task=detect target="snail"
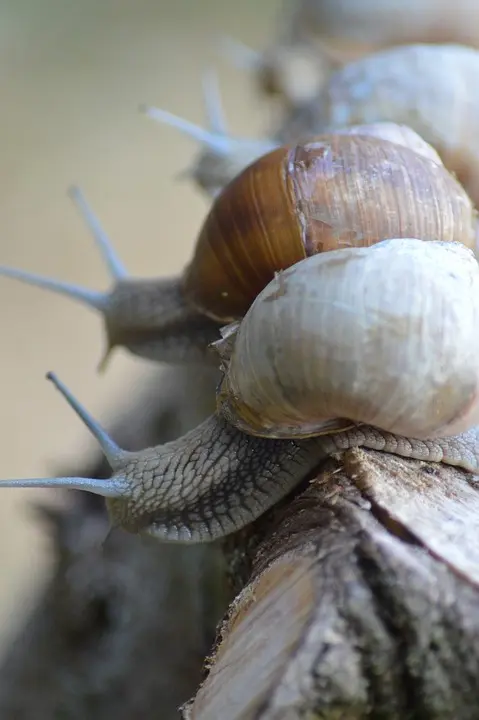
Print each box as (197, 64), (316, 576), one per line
(280, 44), (479, 206)
(286, 0), (479, 58)
(0, 132), (475, 368)
(2, 238), (479, 543)
(222, 0), (479, 108)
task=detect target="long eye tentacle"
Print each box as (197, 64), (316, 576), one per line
(0, 266), (106, 310)
(46, 371), (129, 466)
(68, 185), (128, 281)
(140, 103), (277, 159)
(217, 35), (261, 70)
(0, 185), (127, 310)
(0, 475), (124, 498)
(140, 104), (234, 155)
(0, 372), (132, 498)
(201, 66), (228, 135)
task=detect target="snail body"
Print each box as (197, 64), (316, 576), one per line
(294, 44), (479, 206)
(2, 240), (479, 543)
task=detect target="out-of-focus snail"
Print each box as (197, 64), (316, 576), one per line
(148, 67), (277, 200)
(0, 131), (475, 368)
(286, 0), (479, 59)
(2, 239), (479, 543)
(223, 0), (479, 108)
(279, 44), (479, 206)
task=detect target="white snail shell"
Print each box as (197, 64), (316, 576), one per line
(216, 239), (479, 441)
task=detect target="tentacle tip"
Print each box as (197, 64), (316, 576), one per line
(67, 184), (81, 199)
(217, 35), (260, 70)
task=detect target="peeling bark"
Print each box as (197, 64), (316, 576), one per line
(185, 449), (479, 720)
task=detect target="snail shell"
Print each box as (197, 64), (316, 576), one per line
(333, 122), (443, 164)
(215, 239), (479, 441)
(183, 133), (477, 322)
(306, 44), (479, 205)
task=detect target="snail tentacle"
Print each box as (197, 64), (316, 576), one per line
(217, 36), (261, 71)
(0, 266), (106, 311)
(140, 102), (276, 161)
(140, 104), (234, 155)
(201, 66), (228, 135)
(0, 186), (123, 315)
(68, 185), (128, 280)
(46, 372), (127, 464)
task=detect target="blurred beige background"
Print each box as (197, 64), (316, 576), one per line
(0, 0), (280, 654)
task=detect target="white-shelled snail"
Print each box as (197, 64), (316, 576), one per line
(224, 0), (479, 108)
(1, 239), (479, 543)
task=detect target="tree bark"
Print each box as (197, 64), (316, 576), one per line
(185, 447), (479, 720)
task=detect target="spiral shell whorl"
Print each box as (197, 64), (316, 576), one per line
(217, 239), (479, 441)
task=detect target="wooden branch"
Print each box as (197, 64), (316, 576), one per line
(185, 449), (479, 719)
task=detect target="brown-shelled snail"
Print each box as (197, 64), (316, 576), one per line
(278, 43), (479, 206)
(2, 238), (479, 543)
(0, 129), (476, 368)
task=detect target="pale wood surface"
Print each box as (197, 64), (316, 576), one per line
(187, 449), (479, 718)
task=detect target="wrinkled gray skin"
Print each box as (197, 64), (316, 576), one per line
(102, 417), (479, 543)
